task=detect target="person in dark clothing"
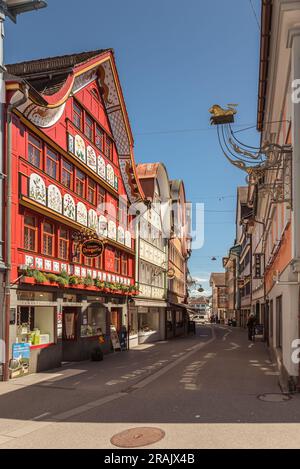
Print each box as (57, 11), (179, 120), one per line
(247, 314), (256, 341)
(119, 325), (128, 351)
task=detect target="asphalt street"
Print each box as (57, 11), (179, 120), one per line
(0, 325), (300, 449)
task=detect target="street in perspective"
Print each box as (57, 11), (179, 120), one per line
(0, 0), (300, 453)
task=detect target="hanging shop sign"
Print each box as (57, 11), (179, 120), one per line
(81, 239), (104, 258)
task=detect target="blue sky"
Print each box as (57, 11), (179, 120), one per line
(5, 0), (261, 295)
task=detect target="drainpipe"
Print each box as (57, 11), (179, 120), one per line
(2, 84), (28, 381)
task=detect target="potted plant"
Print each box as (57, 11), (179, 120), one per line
(56, 276), (68, 288)
(84, 275), (94, 288)
(46, 273), (59, 284)
(33, 270), (47, 284)
(69, 275), (78, 286)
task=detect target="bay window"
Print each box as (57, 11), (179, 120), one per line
(87, 178), (96, 205)
(121, 253), (128, 276)
(73, 101), (83, 130)
(62, 159), (73, 189)
(46, 148), (59, 179)
(28, 134), (42, 169)
(114, 250), (121, 273)
(75, 168), (86, 197)
(42, 222), (55, 256)
(24, 215), (37, 251)
(85, 114), (94, 142)
(58, 228), (69, 260)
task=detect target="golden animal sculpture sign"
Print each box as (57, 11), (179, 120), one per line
(209, 104), (237, 125)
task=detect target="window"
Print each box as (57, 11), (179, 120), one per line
(46, 148), (59, 179)
(121, 253), (128, 276)
(42, 222), (54, 256)
(114, 251), (121, 273)
(97, 186), (105, 210)
(85, 114), (94, 142)
(87, 178), (96, 205)
(104, 135), (112, 160)
(58, 228), (69, 260)
(62, 159), (73, 189)
(84, 256), (93, 267)
(24, 215), (37, 251)
(75, 169), (86, 197)
(95, 126), (104, 152)
(28, 134), (42, 168)
(73, 101), (83, 130)
(94, 253), (103, 270)
(81, 304), (106, 337)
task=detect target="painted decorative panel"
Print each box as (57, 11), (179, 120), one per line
(25, 255), (34, 267)
(53, 262), (60, 272)
(81, 267), (86, 277)
(97, 156), (106, 180)
(108, 220), (117, 240)
(45, 259), (52, 271)
(29, 173), (46, 206)
(87, 146), (97, 172)
(88, 209), (98, 231)
(63, 193), (76, 220)
(125, 230), (132, 248)
(75, 134), (86, 163)
(36, 258), (43, 269)
(98, 215), (108, 237)
(117, 226), (125, 244)
(106, 164), (114, 186)
(114, 176), (118, 191)
(74, 266), (81, 276)
(68, 134), (74, 154)
(48, 184), (62, 213)
(77, 202), (88, 226)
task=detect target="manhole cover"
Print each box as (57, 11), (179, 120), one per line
(111, 427), (165, 448)
(258, 393), (292, 402)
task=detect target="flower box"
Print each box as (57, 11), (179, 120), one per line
(21, 276), (35, 285)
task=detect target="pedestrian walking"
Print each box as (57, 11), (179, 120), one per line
(247, 313), (256, 341)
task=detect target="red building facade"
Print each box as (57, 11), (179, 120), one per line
(4, 50), (144, 375)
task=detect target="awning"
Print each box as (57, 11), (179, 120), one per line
(132, 298), (168, 308)
(168, 302), (190, 310)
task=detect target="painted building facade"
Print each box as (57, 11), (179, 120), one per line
(129, 163), (171, 345)
(3, 50), (145, 377)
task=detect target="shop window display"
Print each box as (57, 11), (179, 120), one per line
(81, 304), (106, 337)
(16, 291), (55, 346)
(138, 310), (159, 334)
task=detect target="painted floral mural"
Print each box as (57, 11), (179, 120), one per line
(117, 226), (125, 244)
(88, 209), (98, 231)
(98, 155), (106, 180)
(108, 220), (117, 240)
(77, 202), (88, 226)
(106, 164), (115, 187)
(75, 134), (86, 163)
(87, 146), (97, 172)
(98, 215), (108, 237)
(125, 230), (132, 248)
(48, 184), (62, 213)
(29, 173), (46, 206)
(63, 193), (76, 220)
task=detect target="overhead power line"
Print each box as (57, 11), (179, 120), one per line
(249, 0), (261, 31)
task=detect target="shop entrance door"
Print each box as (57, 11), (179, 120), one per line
(61, 308), (79, 362)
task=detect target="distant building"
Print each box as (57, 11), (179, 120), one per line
(209, 273), (227, 321)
